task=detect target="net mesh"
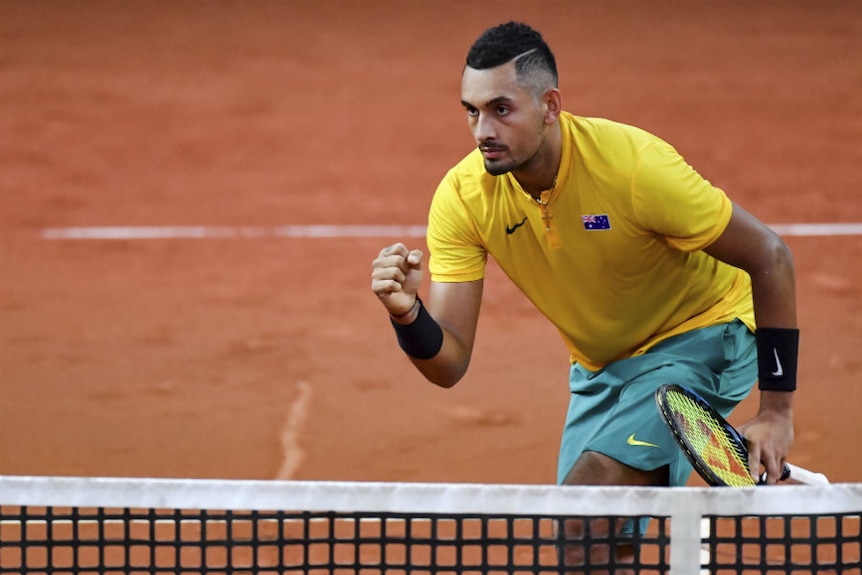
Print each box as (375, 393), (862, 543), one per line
(1, 476), (860, 575)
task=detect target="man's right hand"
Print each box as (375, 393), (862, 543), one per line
(371, 243), (424, 319)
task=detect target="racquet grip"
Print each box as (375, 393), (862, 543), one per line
(785, 463), (830, 485)
(759, 463), (829, 485)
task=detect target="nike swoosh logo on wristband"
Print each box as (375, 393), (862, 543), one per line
(771, 347), (784, 377)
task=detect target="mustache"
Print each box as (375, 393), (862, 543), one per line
(478, 142), (507, 152)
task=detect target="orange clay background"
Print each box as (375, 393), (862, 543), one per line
(1, 1), (860, 487)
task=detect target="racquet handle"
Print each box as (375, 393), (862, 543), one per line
(758, 463), (829, 485)
(785, 463), (830, 485)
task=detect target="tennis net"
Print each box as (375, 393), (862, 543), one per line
(0, 475), (859, 574)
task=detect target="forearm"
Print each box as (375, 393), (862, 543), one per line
(408, 344), (471, 388)
(390, 298), (473, 388)
(746, 265), (798, 481)
(748, 236), (798, 403)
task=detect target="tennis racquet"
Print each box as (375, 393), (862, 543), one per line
(655, 383), (828, 487)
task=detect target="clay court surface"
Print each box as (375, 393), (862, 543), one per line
(1, 1), (860, 487)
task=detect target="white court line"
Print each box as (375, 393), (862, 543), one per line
(40, 225), (428, 240)
(769, 223), (862, 236)
(38, 222), (862, 240)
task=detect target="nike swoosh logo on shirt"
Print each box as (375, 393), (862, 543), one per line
(506, 217), (528, 234)
(771, 347), (784, 377)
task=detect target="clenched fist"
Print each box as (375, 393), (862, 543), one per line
(371, 243), (424, 318)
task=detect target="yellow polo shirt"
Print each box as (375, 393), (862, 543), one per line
(427, 112), (754, 371)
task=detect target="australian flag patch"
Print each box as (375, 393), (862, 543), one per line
(582, 214), (611, 230)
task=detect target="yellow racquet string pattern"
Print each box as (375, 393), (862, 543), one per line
(666, 391), (755, 487)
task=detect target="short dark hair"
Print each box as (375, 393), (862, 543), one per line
(465, 22), (558, 88)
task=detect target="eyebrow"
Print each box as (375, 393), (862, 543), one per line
(461, 96), (515, 109)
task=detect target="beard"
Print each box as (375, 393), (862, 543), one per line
(483, 157), (517, 176)
(480, 144), (520, 176)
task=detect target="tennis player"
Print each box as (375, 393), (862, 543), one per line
(370, 21), (799, 569)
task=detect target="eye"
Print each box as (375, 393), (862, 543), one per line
(496, 105), (510, 116)
(465, 106), (478, 117)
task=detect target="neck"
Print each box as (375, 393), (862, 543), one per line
(513, 124), (562, 198)
(513, 159), (560, 198)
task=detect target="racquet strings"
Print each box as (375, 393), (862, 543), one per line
(664, 388), (756, 487)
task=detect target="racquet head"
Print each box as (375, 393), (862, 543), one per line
(655, 383), (758, 487)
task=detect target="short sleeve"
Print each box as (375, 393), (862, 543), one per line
(426, 172), (487, 282)
(631, 141), (733, 252)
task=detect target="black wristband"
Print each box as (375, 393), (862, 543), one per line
(756, 327), (799, 392)
(390, 297), (444, 360)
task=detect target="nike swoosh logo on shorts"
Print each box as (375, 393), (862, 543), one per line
(627, 434), (659, 448)
(771, 347), (784, 377)
(506, 217), (528, 234)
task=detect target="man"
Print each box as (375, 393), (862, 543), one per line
(370, 21), (798, 570)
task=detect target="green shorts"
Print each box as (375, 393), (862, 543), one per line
(557, 319), (757, 488)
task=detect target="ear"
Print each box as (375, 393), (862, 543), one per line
(542, 88), (562, 125)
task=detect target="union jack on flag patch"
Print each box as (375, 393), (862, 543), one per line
(582, 214), (611, 230)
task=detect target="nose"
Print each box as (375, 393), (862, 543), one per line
(473, 112), (496, 142)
